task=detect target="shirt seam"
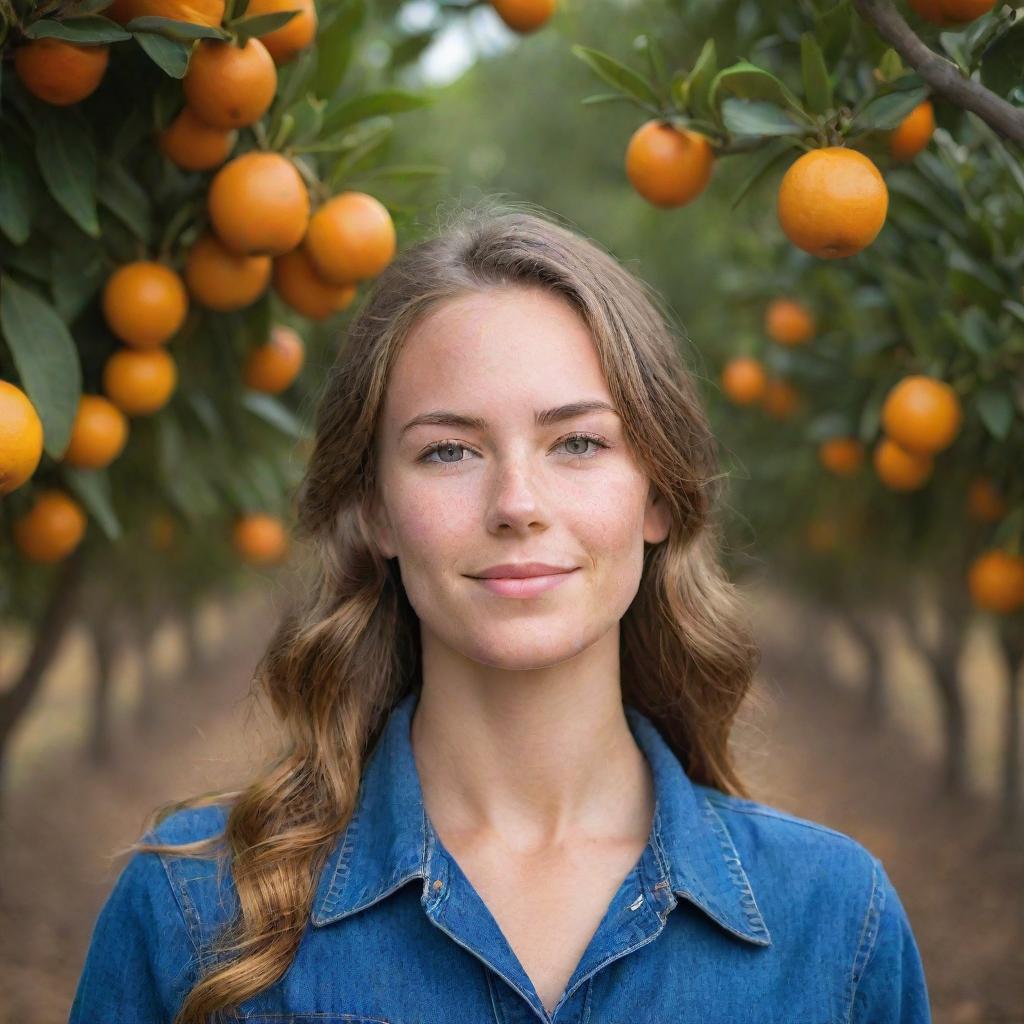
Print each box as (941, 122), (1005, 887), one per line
(844, 854), (885, 1024)
(703, 794), (866, 847)
(148, 837), (204, 962)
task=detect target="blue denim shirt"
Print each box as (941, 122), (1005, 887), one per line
(70, 689), (931, 1023)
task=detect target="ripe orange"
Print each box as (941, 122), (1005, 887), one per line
(889, 100), (935, 162)
(13, 489), (88, 563)
(721, 357), (767, 406)
(243, 0), (318, 63)
(873, 437), (933, 491)
(0, 380), (45, 496)
(967, 550), (1024, 614)
(183, 38), (276, 130)
(760, 377), (800, 420)
(489, 0), (556, 32)
(105, 0), (224, 25)
(966, 476), (1008, 524)
(819, 437), (865, 477)
(909, 0), (996, 24)
(158, 107), (237, 171)
(777, 147), (889, 259)
(880, 375), (962, 455)
(184, 232), (271, 310)
(233, 512), (288, 564)
(624, 119), (714, 209)
(102, 347), (178, 415)
(765, 298), (815, 345)
(208, 151), (310, 256)
(14, 39), (109, 106)
(273, 246), (358, 320)
(304, 192), (396, 286)
(61, 395), (129, 469)
(242, 324), (305, 393)
(102, 261), (189, 347)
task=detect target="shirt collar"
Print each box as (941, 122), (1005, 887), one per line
(311, 689), (771, 947)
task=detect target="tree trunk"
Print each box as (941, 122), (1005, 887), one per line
(88, 613), (118, 766)
(838, 605), (887, 726)
(134, 601), (162, 734)
(0, 548), (87, 820)
(996, 619), (1024, 829)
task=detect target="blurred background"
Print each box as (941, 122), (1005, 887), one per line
(1, 0), (1022, 1020)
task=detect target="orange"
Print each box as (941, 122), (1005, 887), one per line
(880, 375), (962, 455)
(819, 438), (865, 477)
(304, 192), (396, 286)
(102, 261), (188, 347)
(777, 147), (889, 259)
(966, 476), (1008, 524)
(158, 107), (237, 171)
(105, 0), (224, 24)
(243, 0), (318, 63)
(764, 298), (815, 345)
(273, 246), (358, 320)
(624, 119), (714, 208)
(184, 232), (271, 310)
(760, 377), (800, 420)
(61, 395), (129, 469)
(208, 151), (310, 256)
(889, 100), (934, 162)
(13, 489), (88, 563)
(489, 0), (556, 32)
(0, 380), (45, 496)
(873, 437), (933, 491)
(909, 0), (996, 24)
(102, 347), (178, 416)
(720, 357), (767, 406)
(242, 324), (305, 393)
(233, 512), (288, 564)
(14, 39), (109, 106)
(183, 38), (276, 130)
(967, 550), (1024, 614)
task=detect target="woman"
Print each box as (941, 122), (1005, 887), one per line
(69, 199), (931, 1024)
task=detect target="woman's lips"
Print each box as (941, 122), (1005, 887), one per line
(471, 568), (579, 598)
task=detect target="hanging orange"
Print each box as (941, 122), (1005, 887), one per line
(13, 490), (88, 563)
(720, 357), (767, 406)
(880, 375), (962, 455)
(233, 513), (289, 564)
(158, 107), (237, 171)
(304, 192), (396, 286)
(0, 380), (45, 496)
(243, 0), (318, 63)
(183, 38), (277, 129)
(102, 261), (189, 347)
(242, 325), (305, 393)
(489, 0), (556, 32)
(966, 476), (1008, 524)
(103, 347), (178, 416)
(14, 39), (109, 106)
(819, 438), (865, 477)
(273, 246), (358, 320)
(967, 550), (1024, 613)
(61, 395), (129, 469)
(624, 120), (714, 209)
(764, 298), (815, 345)
(184, 232), (271, 310)
(873, 437), (933, 491)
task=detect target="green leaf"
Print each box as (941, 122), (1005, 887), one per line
(980, 19), (1024, 96)
(133, 31), (193, 76)
(685, 38), (718, 120)
(581, 93), (639, 107)
(720, 98), (810, 137)
(231, 9), (299, 45)
(97, 159), (153, 244)
(326, 121), (393, 187)
(814, 0), (852, 65)
(709, 61), (809, 119)
(32, 105), (99, 237)
(0, 277), (82, 459)
(25, 15), (131, 42)
(570, 44), (661, 109)
(730, 137), (798, 210)
(800, 32), (833, 115)
(321, 89), (436, 136)
(975, 385), (1014, 440)
(311, 0), (366, 100)
(855, 84), (929, 131)
(62, 466), (122, 541)
(241, 391), (311, 438)
(125, 15), (229, 39)
(276, 44), (317, 109)
(0, 136), (37, 245)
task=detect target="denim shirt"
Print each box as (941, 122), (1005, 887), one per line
(70, 689), (931, 1023)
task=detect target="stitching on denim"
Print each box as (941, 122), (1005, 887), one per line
(318, 808), (361, 917)
(701, 797), (772, 941)
(150, 829), (204, 962)
(704, 793), (865, 848)
(844, 855), (884, 1024)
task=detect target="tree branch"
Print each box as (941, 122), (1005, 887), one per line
(851, 0), (1024, 144)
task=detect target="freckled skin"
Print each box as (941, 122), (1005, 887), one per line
(369, 285), (671, 674)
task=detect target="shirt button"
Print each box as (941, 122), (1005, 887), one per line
(433, 879), (443, 891)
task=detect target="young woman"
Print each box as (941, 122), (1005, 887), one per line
(69, 199), (931, 1024)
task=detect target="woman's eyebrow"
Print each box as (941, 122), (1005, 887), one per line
(399, 400), (620, 438)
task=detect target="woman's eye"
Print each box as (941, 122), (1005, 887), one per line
(418, 433), (608, 466)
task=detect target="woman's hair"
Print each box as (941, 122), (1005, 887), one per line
(131, 196), (763, 1024)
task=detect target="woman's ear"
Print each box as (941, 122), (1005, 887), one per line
(362, 493), (397, 559)
(643, 482), (671, 545)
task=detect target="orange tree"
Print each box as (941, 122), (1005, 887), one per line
(570, 0), (1023, 831)
(0, 0), (477, 809)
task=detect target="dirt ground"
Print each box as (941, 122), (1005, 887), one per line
(0, 578), (1021, 1023)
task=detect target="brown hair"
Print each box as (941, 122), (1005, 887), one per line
(131, 195), (763, 1023)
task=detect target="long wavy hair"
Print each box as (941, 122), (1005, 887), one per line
(130, 196), (763, 1024)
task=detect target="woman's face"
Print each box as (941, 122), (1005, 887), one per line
(371, 285), (670, 671)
